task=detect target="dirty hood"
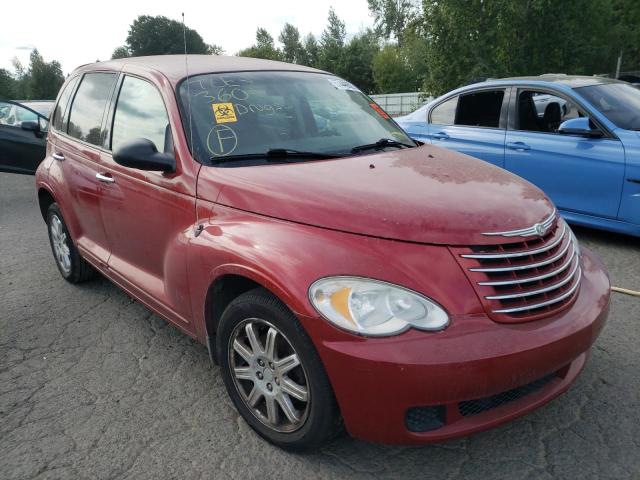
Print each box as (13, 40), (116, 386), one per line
(196, 145), (555, 245)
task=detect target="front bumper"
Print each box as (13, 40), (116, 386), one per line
(299, 247), (610, 444)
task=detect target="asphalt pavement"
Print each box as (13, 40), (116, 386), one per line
(1, 172), (639, 479)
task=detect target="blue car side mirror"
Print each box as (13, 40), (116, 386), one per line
(558, 117), (603, 138)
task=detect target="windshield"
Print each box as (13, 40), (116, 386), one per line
(575, 83), (640, 130)
(177, 71), (413, 165)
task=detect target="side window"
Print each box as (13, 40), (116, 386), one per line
(430, 96), (458, 125)
(67, 73), (118, 146)
(518, 90), (585, 133)
(0, 102), (37, 128)
(51, 76), (79, 131)
(111, 76), (170, 153)
(455, 90), (505, 128)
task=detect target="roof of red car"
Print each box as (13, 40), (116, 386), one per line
(74, 55), (326, 84)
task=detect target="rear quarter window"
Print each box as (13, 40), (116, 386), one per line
(430, 96), (458, 125)
(51, 77), (79, 132)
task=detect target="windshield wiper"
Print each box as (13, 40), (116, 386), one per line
(209, 148), (342, 165)
(351, 138), (415, 153)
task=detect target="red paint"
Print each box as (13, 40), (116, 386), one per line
(35, 56), (610, 445)
(370, 102), (391, 119)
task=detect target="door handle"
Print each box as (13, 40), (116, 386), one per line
(506, 142), (531, 151)
(96, 172), (115, 183)
(627, 178), (640, 184)
(52, 152), (65, 161)
(432, 132), (450, 140)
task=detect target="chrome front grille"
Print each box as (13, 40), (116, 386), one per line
(451, 218), (582, 322)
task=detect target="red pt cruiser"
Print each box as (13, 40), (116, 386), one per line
(35, 55), (610, 450)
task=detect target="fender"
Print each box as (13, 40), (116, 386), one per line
(187, 201), (484, 346)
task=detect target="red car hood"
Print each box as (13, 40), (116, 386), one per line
(196, 145), (555, 246)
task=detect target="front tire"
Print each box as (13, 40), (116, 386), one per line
(217, 288), (341, 450)
(46, 203), (95, 283)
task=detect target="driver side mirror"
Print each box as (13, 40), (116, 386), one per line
(558, 117), (603, 138)
(113, 138), (176, 173)
(21, 120), (45, 138)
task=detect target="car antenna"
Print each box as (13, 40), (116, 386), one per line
(182, 12), (194, 153)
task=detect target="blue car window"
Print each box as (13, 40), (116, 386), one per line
(517, 90), (584, 134)
(576, 83), (640, 131)
(430, 96), (458, 125)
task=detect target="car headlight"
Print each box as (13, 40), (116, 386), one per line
(308, 277), (449, 336)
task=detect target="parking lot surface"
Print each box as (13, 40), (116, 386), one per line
(1, 172), (639, 479)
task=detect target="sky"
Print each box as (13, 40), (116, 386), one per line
(0, 0), (374, 75)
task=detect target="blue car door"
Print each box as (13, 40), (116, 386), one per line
(504, 88), (625, 219)
(428, 88), (508, 168)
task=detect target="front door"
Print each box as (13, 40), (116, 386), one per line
(0, 101), (47, 174)
(505, 89), (625, 218)
(98, 74), (197, 332)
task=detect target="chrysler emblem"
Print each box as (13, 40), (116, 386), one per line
(534, 223), (547, 236)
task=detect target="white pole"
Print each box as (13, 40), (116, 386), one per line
(615, 51), (623, 79)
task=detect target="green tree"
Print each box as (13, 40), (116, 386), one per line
(237, 28), (282, 60)
(342, 30), (380, 93)
(420, 0), (617, 96)
(0, 69), (17, 99)
(367, 0), (418, 45)
(111, 46), (130, 59)
(279, 23), (304, 64)
(27, 49), (65, 99)
(373, 44), (417, 93)
(317, 8), (347, 75)
(300, 34), (320, 67)
(10, 58), (28, 99)
(611, 0), (640, 71)
(112, 15), (221, 59)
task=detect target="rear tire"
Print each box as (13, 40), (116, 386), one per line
(217, 288), (342, 450)
(46, 203), (95, 283)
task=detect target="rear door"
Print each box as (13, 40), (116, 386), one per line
(0, 101), (47, 174)
(98, 74), (197, 333)
(428, 88), (508, 167)
(504, 88), (625, 218)
(52, 72), (119, 266)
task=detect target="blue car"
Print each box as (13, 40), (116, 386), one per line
(397, 75), (640, 237)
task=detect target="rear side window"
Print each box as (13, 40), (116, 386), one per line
(456, 90), (504, 128)
(67, 73), (117, 146)
(430, 96), (458, 125)
(111, 76), (170, 153)
(51, 77), (79, 131)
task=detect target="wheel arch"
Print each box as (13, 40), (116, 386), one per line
(37, 187), (56, 221)
(203, 270), (299, 364)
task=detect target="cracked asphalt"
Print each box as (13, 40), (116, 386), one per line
(1, 171), (640, 480)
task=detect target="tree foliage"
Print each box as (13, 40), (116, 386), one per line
(420, 0), (623, 95)
(0, 69), (17, 99)
(367, 0), (418, 44)
(111, 15), (223, 59)
(237, 28), (283, 61)
(27, 50), (65, 99)
(279, 23), (304, 64)
(0, 50), (64, 100)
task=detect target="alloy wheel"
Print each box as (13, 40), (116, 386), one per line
(50, 215), (71, 275)
(228, 318), (311, 433)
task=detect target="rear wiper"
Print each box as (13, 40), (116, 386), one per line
(351, 138), (415, 153)
(209, 148), (342, 165)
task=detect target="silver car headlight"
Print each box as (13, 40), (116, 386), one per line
(308, 277), (449, 336)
